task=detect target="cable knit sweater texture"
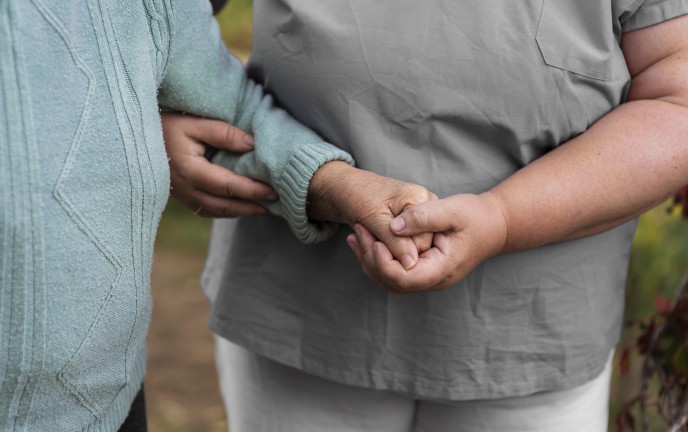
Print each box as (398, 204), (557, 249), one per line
(0, 0), (352, 430)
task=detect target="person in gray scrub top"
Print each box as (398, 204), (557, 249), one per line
(163, 1), (688, 431)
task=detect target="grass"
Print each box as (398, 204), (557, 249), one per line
(216, 0), (253, 55)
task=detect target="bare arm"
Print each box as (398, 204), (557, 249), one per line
(351, 14), (688, 292)
(163, 114), (435, 267)
(489, 14), (688, 250)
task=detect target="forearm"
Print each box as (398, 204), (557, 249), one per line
(374, 98), (688, 291)
(491, 98), (688, 253)
(159, 0), (354, 242)
(357, 16), (688, 292)
(307, 161), (437, 269)
(306, 161), (418, 226)
(307, 161), (357, 225)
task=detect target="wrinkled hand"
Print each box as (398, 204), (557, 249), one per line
(347, 192), (509, 293)
(162, 113), (278, 217)
(307, 162), (436, 269)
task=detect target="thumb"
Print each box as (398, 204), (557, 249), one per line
(354, 224), (419, 271)
(390, 199), (455, 236)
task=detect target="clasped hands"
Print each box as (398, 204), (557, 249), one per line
(347, 189), (509, 293)
(162, 113), (508, 293)
(306, 161), (510, 293)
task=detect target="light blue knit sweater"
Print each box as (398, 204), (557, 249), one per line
(0, 0), (352, 430)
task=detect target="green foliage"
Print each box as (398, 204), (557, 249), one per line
(626, 205), (688, 319)
(155, 200), (211, 253)
(215, 0), (253, 55)
(612, 202), (688, 431)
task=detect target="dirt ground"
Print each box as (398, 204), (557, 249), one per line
(145, 246), (226, 432)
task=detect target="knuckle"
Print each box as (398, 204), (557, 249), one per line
(391, 237), (414, 256)
(410, 184), (431, 200)
(175, 164), (193, 182)
(224, 124), (240, 147)
(408, 207), (427, 227)
(413, 234), (432, 253)
(359, 243), (372, 258)
(224, 179), (238, 198)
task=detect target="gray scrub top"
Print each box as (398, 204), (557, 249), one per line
(204, 0), (688, 400)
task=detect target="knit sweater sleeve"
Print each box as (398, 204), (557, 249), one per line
(157, 0), (354, 244)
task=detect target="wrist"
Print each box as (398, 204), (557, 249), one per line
(307, 161), (359, 224)
(478, 191), (510, 257)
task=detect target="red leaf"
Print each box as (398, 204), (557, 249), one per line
(637, 320), (656, 354)
(655, 295), (675, 317)
(619, 348), (631, 375)
(676, 186), (688, 219)
(615, 409), (636, 432)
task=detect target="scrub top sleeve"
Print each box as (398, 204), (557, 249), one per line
(620, 0), (688, 32)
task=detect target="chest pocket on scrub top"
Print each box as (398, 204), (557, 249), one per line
(535, 0), (628, 81)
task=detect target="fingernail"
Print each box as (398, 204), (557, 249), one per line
(391, 217), (405, 232)
(353, 224), (362, 237)
(244, 135), (255, 147)
(346, 234), (356, 248)
(400, 254), (415, 270)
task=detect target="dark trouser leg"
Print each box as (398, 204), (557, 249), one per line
(118, 386), (147, 432)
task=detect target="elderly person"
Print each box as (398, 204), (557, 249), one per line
(164, 1), (688, 431)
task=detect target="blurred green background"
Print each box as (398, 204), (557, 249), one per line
(146, 1), (688, 430)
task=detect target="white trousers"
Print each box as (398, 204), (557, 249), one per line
(215, 337), (612, 432)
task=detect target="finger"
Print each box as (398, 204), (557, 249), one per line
(369, 242), (418, 293)
(411, 232), (433, 253)
(353, 224), (422, 292)
(346, 234), (363, 263)
(411, 251), (454, 291)
(185, 117), (255, 154)
(353, 224), (386, 276)
(360, 219), (420, 270)
(174, 190), (271, 218)
(408, 235), (466, 290)
(351, 225), (393, 287)
(198, 199), (271, 218)
(375, 247), (449, 293)
(368, 241), (414, 292)
(353, 223), (379, 262)
(355, 228), (449, 293)
(390, 199), (455, 236)
(382, 236), (420, 270)
(347, 233), (383, 287)
(183, 159), (278, 201)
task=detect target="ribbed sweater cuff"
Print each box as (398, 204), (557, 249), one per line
(276, 143), (354, 244)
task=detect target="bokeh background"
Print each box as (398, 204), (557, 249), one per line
(144, 1), (688, 430)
